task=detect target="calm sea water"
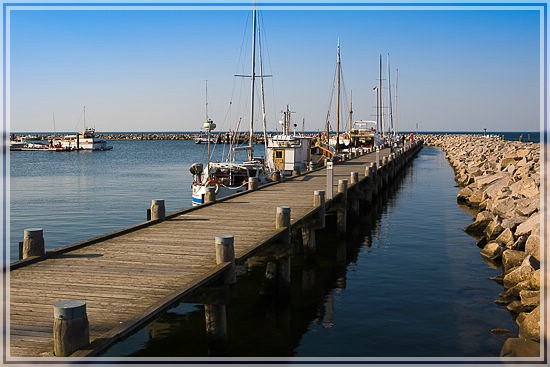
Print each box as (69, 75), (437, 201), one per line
(8, 139), (519, 358)
(9, 140), (254, 260)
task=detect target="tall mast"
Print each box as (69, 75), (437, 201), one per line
(395, 68), (399, 136)
(258, 14), (268, 156)
(336, 39), (341, 152)
(379, 55), (383, 138)
(205, 80), (211, 170)
(83, 105), (86, 129)
(349, 90), (353, 133)
(387, 53), (394, 136)
(248, 9), (257, 161)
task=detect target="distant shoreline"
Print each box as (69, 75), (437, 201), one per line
(9, 131), (542, 143)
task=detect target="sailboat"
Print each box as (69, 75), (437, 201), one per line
(189, 9), (270, 206)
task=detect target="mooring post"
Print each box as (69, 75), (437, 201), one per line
(313, 190), (326, 229)
(150, 199), (165, 221)
(376, 147), (380, 167)
(248, 177), (257, 191)
(215, 235), (236, 284)
(337, 179), (348, 234)
(326, 161), (334, 200)
(205, 186), (217, 204)
(301, 226), (316, 257)
(350, 171), (359, 185)
(204, 304), (228, 356)
(276, 206), (291, 244)
(53, 300), (89, 357)
(21, 228), (45, 260)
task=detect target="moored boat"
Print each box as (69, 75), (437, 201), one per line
(189, 9), (271, 206)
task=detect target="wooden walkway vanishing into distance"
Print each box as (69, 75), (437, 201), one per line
(8, 141), (422, 359)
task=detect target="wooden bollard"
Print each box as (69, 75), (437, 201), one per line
(215, 235), (236, 284)
(276, 206), (291, 229)
(276, 206), (291, 244)
(53, 300), (89, 356)
(326, 161), (334, 199)
(375, 147), (380, 167)
(204, 303), (228, 356)
(248, 177), (257, 191)
(21, 228), (45, 260)
(350, 171), (359, 185)
(313, 190), (325, 229)
(150, 199), (165, 221)
(301, 226), (316, 256)
(337, 179), (348, 234)
(205, 186), (217, 204)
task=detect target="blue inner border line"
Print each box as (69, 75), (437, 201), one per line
(1, 1), (548, 365)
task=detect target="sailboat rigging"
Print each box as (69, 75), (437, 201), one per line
(189, 9), (271, 206)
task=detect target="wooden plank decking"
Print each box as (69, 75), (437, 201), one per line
(8, 144), (420, 358)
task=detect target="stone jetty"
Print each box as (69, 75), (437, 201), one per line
(423, 134), (542, 357)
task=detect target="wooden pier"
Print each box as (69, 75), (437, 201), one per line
(8, 141), (423, 358)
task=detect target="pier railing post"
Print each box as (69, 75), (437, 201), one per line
(205, 186), (217, 204)
(326, 161), (334, 200)
(21, 228), (45, 260)
(204, 304), (228, 356)
(215, 235), (236, 284)
(350, 171), (359, 185)
(53, 300), (89, 357)
(337, 179), (348, 234)
(150, 199), (165, 221)
(376, 147), (380, 166)
(276, 206), (291, 244)
(248, 177), (257, 191)
(313, 190), (326, 229)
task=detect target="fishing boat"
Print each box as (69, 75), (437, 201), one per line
(55, 128), (112, 151)
(53, 107), (112, 151)
(189, 12), (271, 206)
(265, 105), (313, 175)
(348, 120), (380, 148)
(9, 135), (49, 151)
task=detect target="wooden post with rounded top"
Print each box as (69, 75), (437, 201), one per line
(337, 179), (348, 234)
(215, 235), (236, 285)
(21, 228), (45, 260)
(53, 300), (89, 356)
(205, 186), (217, 204)
(150, 199), (165, 221)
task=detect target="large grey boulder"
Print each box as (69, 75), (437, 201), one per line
(503, 256), (539, 289)
(464, 211), (493, 235)
(495, 228), (515, 248)
(515, 212), (540, 237)
(518, 305), (540, 342)
(525, 233), (540, 261)
(500, 338), (540, 357)
(480, 242), (504, 260)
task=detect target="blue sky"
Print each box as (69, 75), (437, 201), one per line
(7, 3), (543, 133)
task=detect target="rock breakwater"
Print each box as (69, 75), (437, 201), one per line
(423, 134), (542, 357)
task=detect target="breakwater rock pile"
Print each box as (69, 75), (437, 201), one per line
(423, 134), (542, 357)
